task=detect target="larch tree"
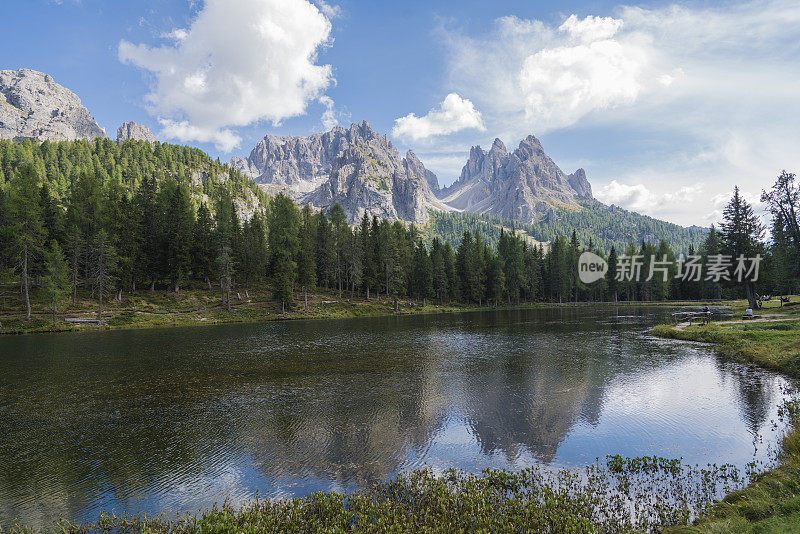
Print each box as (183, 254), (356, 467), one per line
(8, 164), (45, 321)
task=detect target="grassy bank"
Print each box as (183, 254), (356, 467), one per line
(0, 285), (715, 336)
(651, 298), (800, 379)
(654, 300), (800, 532)
(0, 285), (520, 335)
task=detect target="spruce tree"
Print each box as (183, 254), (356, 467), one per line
(42, 240), (70, 326)
(720, 186), (765, 308)
(297, 205), (317, 307)
(268, 194), (300, 312)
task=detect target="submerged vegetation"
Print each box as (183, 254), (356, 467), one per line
(0, 457), (776, 533)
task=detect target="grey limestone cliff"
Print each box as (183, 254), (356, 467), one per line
(232, 121), (445, 223)
(0, 68), (105, 142)
(116, 121), (157, 144)
(439, 135), (593, 224)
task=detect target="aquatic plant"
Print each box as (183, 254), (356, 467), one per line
(0, 456), (763, 533)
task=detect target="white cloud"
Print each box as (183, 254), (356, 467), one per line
(595, 181), (711, 217)
(392, 93), (485, 142)
(315, 0), (341, 19)
(445, 14), (664, 134)
(559, 14), (623, 43)
(595, 180), (658, 213)
(442, 0), (800, 225)
(319, 95), (339, 130)
(119, 0), (335, 152)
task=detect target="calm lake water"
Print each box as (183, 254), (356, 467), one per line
(0, 306), (795, 527)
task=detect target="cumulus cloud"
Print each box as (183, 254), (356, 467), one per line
(442, 0), (800, 225)
(595, 181), (707, 216)
(392, 93), (485, 142)
(595, 181), (658, 213)
(445, 13), (665, 134)
(119, 0), (335, 151)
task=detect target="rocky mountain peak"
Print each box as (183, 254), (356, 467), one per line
(567, 168), (593, 200)
(439, 133), (595, 224)
(232, 122), (447, 223)
(116, 121), (157, 144)
(514, 135), (545, 160)
(0, 68), (106, 142)
(404, 149), (440, 192)
(490, 138), (507, 154)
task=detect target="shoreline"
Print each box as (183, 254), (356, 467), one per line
(652, 300), (800, 532)
(0, 288), (724, 337)
(3, 299), (797, 531)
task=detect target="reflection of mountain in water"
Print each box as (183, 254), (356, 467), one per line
(461, 327), (608, 463)
(0, 306), (791, 527)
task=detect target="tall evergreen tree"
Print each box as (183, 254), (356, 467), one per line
(8, 164), (45, 320)
(268, 194), (300, 312)
(42, 240), (70, 326)
(720, 186), (765, 309)
(297, 205), (317, 307)
(192, 203), (216, 290)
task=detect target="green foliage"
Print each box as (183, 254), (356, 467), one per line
(5, 460), (761, 533)
(41, 240), (69, 326)
(268, 194), (300, 307)
(425, 202), (708, 254)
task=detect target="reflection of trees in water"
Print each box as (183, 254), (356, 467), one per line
(714, 357), (777, 435)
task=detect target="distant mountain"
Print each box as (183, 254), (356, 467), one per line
(0, 68), (106, 142)
(232, 121), (448, 223)
(438, 135), (592, 224)
(116, 121), (157, 144)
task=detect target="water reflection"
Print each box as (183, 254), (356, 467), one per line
(0, 306), (793, 527)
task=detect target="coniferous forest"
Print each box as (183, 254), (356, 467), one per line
(0, 138), (797, 324)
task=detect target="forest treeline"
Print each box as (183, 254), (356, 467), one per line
(1, 137), (798, 322)
(425, 203), (708, 254)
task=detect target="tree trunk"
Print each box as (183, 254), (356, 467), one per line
(366, 286), (370, 300)
(304, 286), (308, 308)
(206, 277), (212, 291)
(150, 280), (155, 292)
(72, 269), (78, 305)
(23, 244), (31, 321)
(745, 280), (759, 310)
(52, 299), (56, 327)
(281, 300), (285, 314)
(132, 280), (136, 293)
(226, 290), (231, 311)
(97, 282), (103, 322)
(174, 280), (179, 293)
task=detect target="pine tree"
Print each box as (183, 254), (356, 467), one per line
(268, 194), (300, 312)
(297, 205), (317, 307)
(329, 203), (349, 297)
(162, 181), (194, 292)
(90, 230), (118, 321)
(315, 212), (336, 289)
(606, 246), (618, 302)
(42, 240), (70, 326)
(720, 186), (765, 309)
(411, 239), (433, 302)
(193, 203), (216, 290)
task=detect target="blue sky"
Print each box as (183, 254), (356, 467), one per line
(3, 0), (800, 226)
